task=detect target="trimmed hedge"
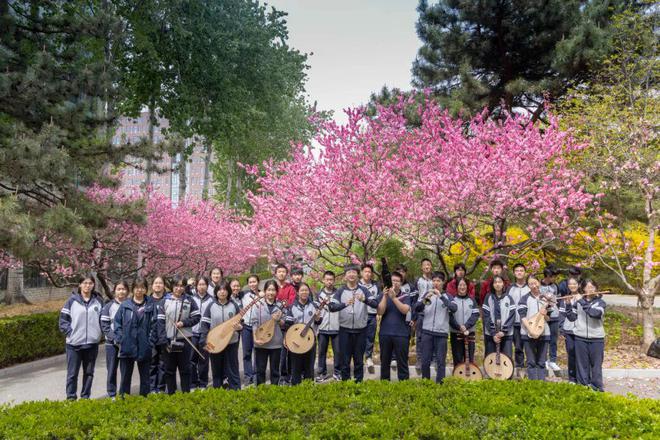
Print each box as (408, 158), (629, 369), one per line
(0, 312), (64, 368)
(0, 380), (658, 439)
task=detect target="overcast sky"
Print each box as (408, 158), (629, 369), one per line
(268, 0), (421, 122)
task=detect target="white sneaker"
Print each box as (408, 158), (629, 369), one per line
(366, 357), (375, 374)
(391, 360), (397, 370)
(548, 361), (561, 371)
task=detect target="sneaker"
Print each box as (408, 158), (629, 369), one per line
(332, 373), (341, 381)
(366, 357), (375, 374)
(391, 360), (397, 370)
(415, 361), (421, 376)
(315, 374), (327, 383)
(548, 361), (561, 372)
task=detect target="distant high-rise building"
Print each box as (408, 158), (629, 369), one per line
(114, 111), (215, 203)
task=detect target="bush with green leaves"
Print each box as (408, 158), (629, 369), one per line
(0, 312), (64, 368)
(0, 380), (657, 439)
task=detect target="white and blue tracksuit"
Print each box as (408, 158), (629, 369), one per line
(250, 299), (286, 385)
(154, 294), (200, 394)
(559, 298), (578, 383)
(149, 293), (168, 393)
(448, 294), (480, 366)
(317, 289), (340, 377)
(413, 276), (434, 366)
(285, 299), (322, 385)
(482, 292), (516, 361)
(328, 284), (379, 382)
(114, 296), (157, 396)
(540, 281), (560, 363)
(506, 283), (530, 368)
(360, 281), (381, 361)
(190, 292), (214, 389)
(199, 299), (242, 390)
(518, 293), (551, 380)
(565, 297), (606, 391)
(59, 292), (104, 400)
(379, 292), (412, 381)
(415, 291), (457, 383)
(100, 299), (122, 397)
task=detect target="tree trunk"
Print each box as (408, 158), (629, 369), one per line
(201, 143), (212, 200)
(178, 153), (187, 202)
(224, 158), (233, 209)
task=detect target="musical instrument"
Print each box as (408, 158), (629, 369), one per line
(422, 289), (439, 306)
(254, 300), (287, 346)
(452, 334), (482, 380)
(381, 257), (392, 289)
(555, 291), (610, 302)
(164, 312), (206, 359)
(484, 320), (514, 380)
(284, 298), (329, 354)
(205, 292), (264, 354)
(521, 293), (552, 339)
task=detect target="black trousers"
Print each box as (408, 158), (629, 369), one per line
(564, 333), (577, 383)
(449, 332), (475, 365)
(255, 347), (281, 386)
(105, 344), (119, 397)
(241, 326), (256, 384)
(513, 325), (525, 368)
(379, 334), (410, 381)
(484, 334), (513, 359)
(575, 338), (604, 391)
(365, 314), (378, 359)
(524, 338), (548, 381)
(317, 332), (340, 376)
(548, 320), (560, 362)
(164, 342), (192, 394)
(65, 344), (98, 400)
(119, 356), (151, 396)
(150, 344), (167, 393)
(210, 342), (241, 390)
(338, 328), (367, 382)
(190, 334), (209, 388)
(289, 344), (316, 385)
(421, 332), (447, 383)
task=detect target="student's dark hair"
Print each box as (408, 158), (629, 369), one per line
(274, 263), (288, 274)
(580, 278), (598, 291)
(113, 280), (130, 294)
(214, 281), (232, 299)
(431, 271), (446, 281)
(263, 279), (279, 293)
(490, 275), (506, 293)
(361, 263), (374, 272)
(421, 258), (432, 265)
(131, 277), (149, 292)
(209, 267), (224, 278)
(77, 273), (96, 292)
(228, 278), (241, 287)
(489, 259), (504, 269)
(566, 276), (581, 291)
(455, 277), (469, 290)
(453, 263), (466, 273)
(297, 282), (311, 293)
(171, 275), (187, 288)
(526, 274), (540, 285)
(512, 263), (526, 271)
(395, 264), (408, 273)
(391, 271), (403, 281)
(151, 275), (170, 292)
(568, 265), (582, 276)
(247, 274), (260, 283)
(543, 267), (555, 278)
(196, 275), (210, 288)
(323, 270), (335, 278)
(291, 266), (304, 275)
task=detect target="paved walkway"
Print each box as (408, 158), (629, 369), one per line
(605, 294), (659, 308)
(1, 349), (658, 406)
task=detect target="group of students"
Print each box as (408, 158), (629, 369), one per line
(58, 259), (606, 400)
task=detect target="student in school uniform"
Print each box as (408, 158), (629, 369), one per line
(154, 276), (201, 394)
(445, 263), (476, 299)
(239, 274), (260, 386)
(558, 277), (581, 383)
(565, 279), (606, 392)
(482, 275), (516, 361)
(478, 259), (510, 306)
(200, 282), (242, 390)
(541, 267), (561, 372)
(316, 271), (341, 382)
(377, 271), (412, 381)
(208, 267), (224, 298)
(59, 275), (105, 400)
(360, 263), (382, 374)
(285, 283), (322, 385)
(250, 280), (286, 385)
(328, 264), (379, 383)
(448, 278), (480, 367)
(412, 258), (435, 375)
(149, 276), (169, 393)
(100, 280), (129, 399)
(114, 278), (157, 396)
(506, 263), (530, 376)
(518, 275), (551, 381)
(190, 276), (214, 389)
(415, 272), (457, 383)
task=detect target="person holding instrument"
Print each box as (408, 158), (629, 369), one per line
(190, 276), (214, 390)
(518, 275), (551, 381)
(360, 263), (381, 374)
(558, 277), (581, 383)
(316, 271), (341, 382)
(565, 279), (606, 391)
(149, 276), (169, 393)
(154, 275), (201, 394)
(482, 275), (515, 360)
(415, 271), (457, 383)
(449, 278), (480, 367)
(285, 283), (322, 385)
(377, 271), (411, 382)
(250, 280), (286, 386)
